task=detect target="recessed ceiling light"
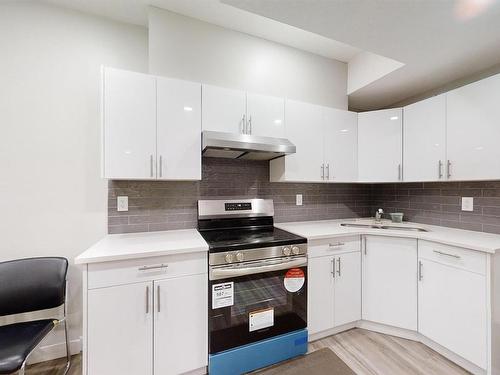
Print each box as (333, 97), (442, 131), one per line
(340, 129), (349, 133)
(183, 106), (193, 111)
(390, 116), (399, 120)
(274, 119), (282, 124)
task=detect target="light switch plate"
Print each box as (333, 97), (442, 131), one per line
(117, 196), (129, 212)
(296, 194), (303, 206)
(461, 197), (474, 212)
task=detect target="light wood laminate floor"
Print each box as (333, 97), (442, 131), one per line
(28, 329), (469, 374)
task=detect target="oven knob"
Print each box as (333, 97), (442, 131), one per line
(292, 246), (300, 255)
(236, 252), (244, 262)
(282, 246), (291, 256)
(225, 253), (234, 263)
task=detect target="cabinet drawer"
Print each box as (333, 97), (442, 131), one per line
(308, 236), (360, 258)
(88, 252), (207, 289)
(419, 241), (486, 275)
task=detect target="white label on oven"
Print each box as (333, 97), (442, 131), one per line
(249, 308), (274, 332)
(212, 282), (234, 309)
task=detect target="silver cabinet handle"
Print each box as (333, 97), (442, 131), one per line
(398, 164), (402, 181)
(433, 250), (461, 259)
(157, 284), (161, 313)
(159, 155), (163, 178)
(438, 160), (443, 179)
(447, 160), (452, 179)
(248, 115), (252, 134)
(241, 114), (246, 134)
(331, 258), (335, 279)
(321, 163), (325, 180)
(150, 155), (154, 178)
(138, 264), (169, 271)
(326, 163), (330, 180)
(337, 257), (341, 277)
(145, 285), (150, 314)
(418, 261), (423, 281)
(364, 236), (367, 255)
(329, 242), (345, 248)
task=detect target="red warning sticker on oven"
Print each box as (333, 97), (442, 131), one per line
(284, 268), (305, 292)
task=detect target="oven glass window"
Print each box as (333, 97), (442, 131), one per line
(209, 267), (307, 354)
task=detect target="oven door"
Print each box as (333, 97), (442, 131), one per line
(208, 256), (307, 354)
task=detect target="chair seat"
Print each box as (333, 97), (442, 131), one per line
(0, 319), (56, 374)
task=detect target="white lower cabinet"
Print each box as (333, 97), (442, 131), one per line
(154, 275), (208, 375)
(362, 236), (417, 330)
(84, 254), (208, 375)
(418, 242), (487, 369)
(308, 237), (361, 336)
(88, 282), (154, 375)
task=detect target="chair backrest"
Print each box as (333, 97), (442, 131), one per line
(0, 257), (68, 316)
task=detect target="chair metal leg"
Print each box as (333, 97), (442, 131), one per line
(62, 318), (71, 375)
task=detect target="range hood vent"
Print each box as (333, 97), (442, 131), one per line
(202, 131), (296, 161)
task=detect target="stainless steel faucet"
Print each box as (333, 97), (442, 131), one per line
(375, 208), (384, 223)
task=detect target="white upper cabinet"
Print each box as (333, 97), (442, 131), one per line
(403, 94), (446, 182)
(246, 93), (285, 137)
(270, 100), (324, 182)
(446, 73), (500, 180)
(202, 84), (247, 134)
(103, 67), (157, 180)
(362, 236), (417, 331)
(358, 108), (403, 182)
(323, 108), (358, 182)
(156, 77), (201, 180)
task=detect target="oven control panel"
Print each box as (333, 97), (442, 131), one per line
(225, 202), (252, 211)
(209, 244), (308, 266)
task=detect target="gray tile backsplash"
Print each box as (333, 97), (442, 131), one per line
(109, 159), (500, 235)
(108, 158), (372, 234)
(372, 181), (500, 234)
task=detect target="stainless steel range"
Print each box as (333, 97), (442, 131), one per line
(197, 199), (308, 375)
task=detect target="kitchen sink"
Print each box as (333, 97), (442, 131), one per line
(340, 223), (428, 232)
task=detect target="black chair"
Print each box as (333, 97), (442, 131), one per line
(0, 257), (70, 375)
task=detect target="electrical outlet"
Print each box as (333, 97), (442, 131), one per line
(462, 197), (474, 212)
(296, 194), (303, 206)
(117, 196), (129, 212)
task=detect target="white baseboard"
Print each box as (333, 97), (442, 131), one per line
(28, 337), (82, 365)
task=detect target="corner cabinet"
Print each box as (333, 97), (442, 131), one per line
(102, 67), (201, 180)
(83, 252), (208, 375)
(358, 108), (403, 182)
(362, 235), (417, 330)
(403, 94), (446, 182)
(308, 236), (361, 337)
(270, 100), (358, 183)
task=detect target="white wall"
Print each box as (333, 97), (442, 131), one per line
(0, 1), (147, 362)
(149, 7), (348, 109)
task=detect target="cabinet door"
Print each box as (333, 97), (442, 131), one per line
(246, 93), (285, 137)
(362, 236), (417, 330)
(157, 77), (201, 180)
(323, 108), (358, 182)
(103, 67), (157, 179)
(334, 252), (361, 327)
(418, 259), (487, 369)
(87, 282), (153, 375)
(447, 73), (500, 180)
(282, 100), (325, 182)
(403, 94), (446, 182)
(202, 84), (246, 133)
(308, 255), (335, 335)
(358, 108), (402, 182)
(154, 275), (208, 375)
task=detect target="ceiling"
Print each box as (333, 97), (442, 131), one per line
(223, 0), (500, 110)
(42, 0), (500, 110)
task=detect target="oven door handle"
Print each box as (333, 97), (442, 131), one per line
(210, 257), (307, 280)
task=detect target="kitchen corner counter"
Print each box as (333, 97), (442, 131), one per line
(275, 219), (500, 254)
(75, 229), (209, 264)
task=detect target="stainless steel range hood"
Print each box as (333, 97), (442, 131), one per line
(202, 131), (296, 160)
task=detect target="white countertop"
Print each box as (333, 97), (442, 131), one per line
(75, 229), (209, 264)
(275, 218), (500, 254)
